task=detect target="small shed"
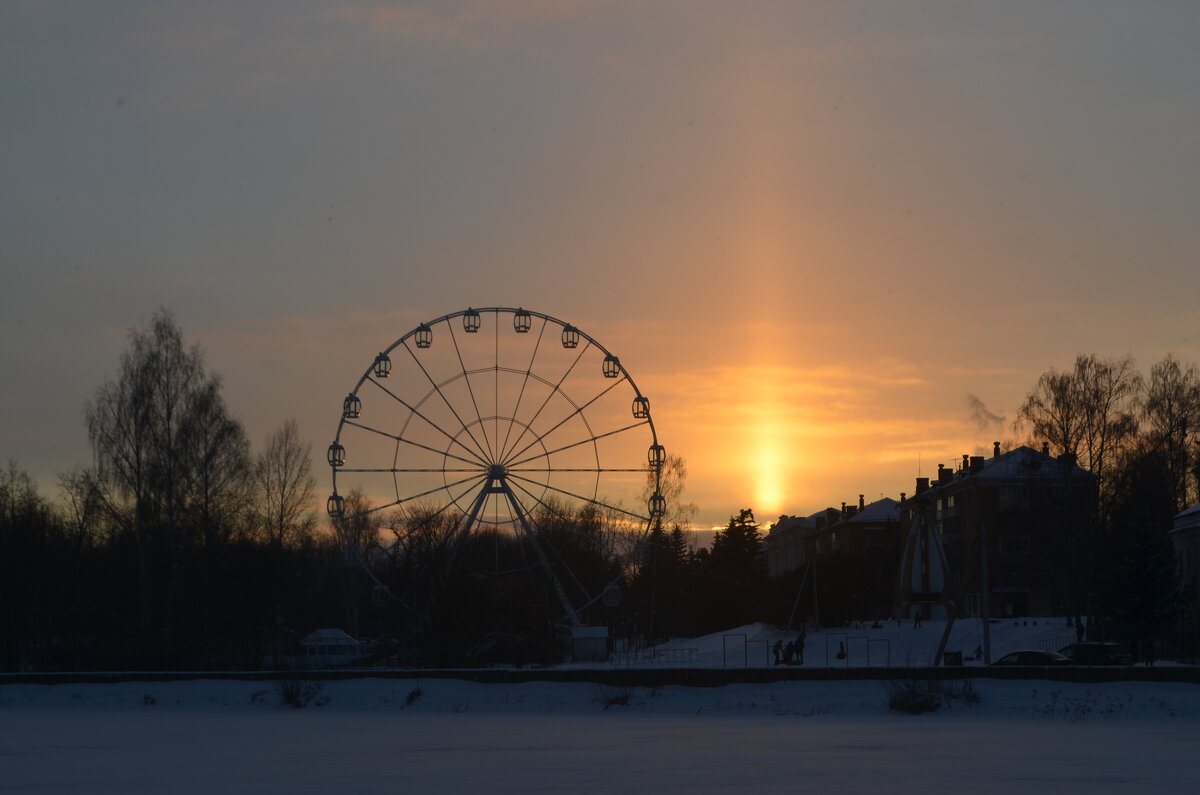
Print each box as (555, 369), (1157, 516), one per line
(571, 626), (609, 662)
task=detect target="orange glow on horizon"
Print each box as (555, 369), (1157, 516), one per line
(751, 427), (786, 517)
(727, 51), (807, 522)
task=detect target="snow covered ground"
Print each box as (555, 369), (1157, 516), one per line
(4, 620), (1196, 793)
(4, 675), (1199, 793)
(614, 618), (1103, 669)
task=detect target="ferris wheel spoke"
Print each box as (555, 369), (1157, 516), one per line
(390, 472), (488, 513)
(365, 378), (490, 466)
(493, 309), (500, 461)
(498, 341), (592, 464)
(445, 320), (496, 462)
(506, 419), (649, 470)
(502, 368), (625, 467)
(400, 340), (494, 464)
(341, 418), (483, 469)
(409, 477), (488, 527)
(498, 317), (549, 460)
(341, 467), (482, 474)
(506, 467), (647, 473)
(505, 472), (647, 523)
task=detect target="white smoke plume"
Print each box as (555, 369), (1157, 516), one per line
(966, 393), (1005, 431)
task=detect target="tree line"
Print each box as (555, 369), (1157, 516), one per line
(2, 311), (1196, 669)
(0, 311), (775, 669)
(1, 311), (352, 670)
(1016, 353), (1198, 647)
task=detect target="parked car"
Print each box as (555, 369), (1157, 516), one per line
(1057, 642), (1133, 665)
(988, 649), (1070, 666)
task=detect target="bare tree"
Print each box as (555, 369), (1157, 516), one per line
(57, 466), (105, 547)
(1, 460), (48, 527)
(1017, 354), (1142, 502)
(185, 379), (251, 548)
(1142, 355), (1200, 511)
(84, 308), (240, 658)
(643, 453), (698, 530)
(254, 419), (316, 550)
(335, 488), (385, 563)
(332, 488), (384, 637)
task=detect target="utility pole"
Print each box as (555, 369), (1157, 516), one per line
(786, 558), (812, 631)
(812, 552), (820, 627)
(980, 519), (991, 664)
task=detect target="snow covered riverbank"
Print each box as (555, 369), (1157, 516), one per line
(3, 677), (1199, 793)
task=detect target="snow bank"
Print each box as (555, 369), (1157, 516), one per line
(4, 675), (1199, 720)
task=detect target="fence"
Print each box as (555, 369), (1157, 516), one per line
(611, 647), (700, 666)
(722, 634), (771, 668)
(825, 633), (892, 667)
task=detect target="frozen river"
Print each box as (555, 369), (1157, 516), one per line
(3, 677), (1197, 793)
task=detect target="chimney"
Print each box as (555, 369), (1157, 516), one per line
(1059, 452), (1077, 468)
(915, 477), (929, 494)
(858, 494), (865, 510)
(937, 464), (950, 484)
(900, 492), (907, 505)
(841, 501), (847, 517)
(993, 441), (1001, 458)
(962, 454), (970, 471)
(1042, 442), (1050, 455)
(970, 455), (985, 474)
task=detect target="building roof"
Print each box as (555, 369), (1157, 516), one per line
(767, 512), (822, 537)
(845, 497), (899, 524)
(933, 445), (1094, 489)
(1173, 502), (1200, 534)
(1176, 502), (1200, 521)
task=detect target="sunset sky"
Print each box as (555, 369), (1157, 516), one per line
(3, 1), (1198, 530)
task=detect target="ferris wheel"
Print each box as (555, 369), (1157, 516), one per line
(326, 307), (664, 627)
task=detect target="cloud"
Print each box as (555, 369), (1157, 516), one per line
(965, 392), (1005, 431)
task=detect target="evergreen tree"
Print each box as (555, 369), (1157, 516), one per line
(1103, 450), (1184, 648)
(698, 509), (767, 632)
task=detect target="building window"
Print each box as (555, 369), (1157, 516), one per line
(999, 485), (1030, 511)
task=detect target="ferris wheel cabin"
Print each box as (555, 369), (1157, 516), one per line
(463, 308), (481, 333)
